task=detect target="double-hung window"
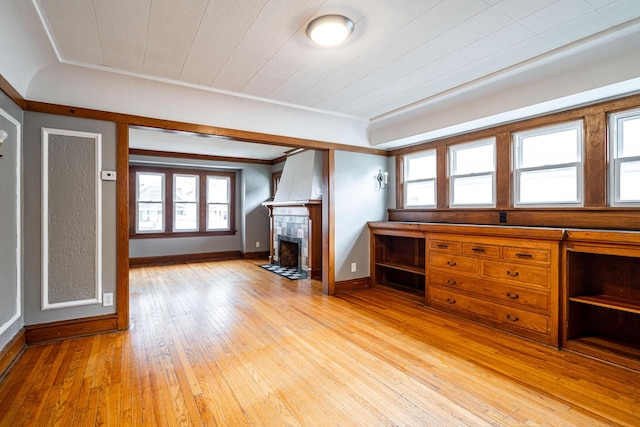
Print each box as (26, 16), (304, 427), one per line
(513, 121), (583, 207)
(207, 176), (231, 230)
(136, 171), (165, 233)
(449, 138), (496, 207)
(174, 174), (199, 231)
(609, 108), (640, 206)
(404, 150), (436, 207)
(131, 166), (235, 237)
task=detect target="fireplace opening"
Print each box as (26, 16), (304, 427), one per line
(277, 235), (303, 273)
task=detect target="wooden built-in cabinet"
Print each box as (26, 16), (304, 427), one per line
(427, 233), (561, 346)
(369, 222), (564, 347)
(369, 222), (640, 369)
(371, 230), (425, 300)
(563, 230), (640, 372)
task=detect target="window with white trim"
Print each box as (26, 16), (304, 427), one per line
(173, 174), (199, 231)
(610, 108), (640, 206)
(207, 175), (231, 230)
(136, 171), (165, 232)
(404, 150), (436, 207)
(131, 165), (235, 237)
(449, 138), (495, 207)
(513, 120), (583, 207)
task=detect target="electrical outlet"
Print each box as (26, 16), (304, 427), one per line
(103, 293), (113, 307)
(256, 241), (260, 248)
(499, 211), (507, 223)
(351, 262), (357, 273)
(101, 171), (116, 181)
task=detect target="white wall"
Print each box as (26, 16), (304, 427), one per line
(274, 150), (323, 202)
(334, 151), (391, 282)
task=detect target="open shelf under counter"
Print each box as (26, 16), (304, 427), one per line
(375, 261), (425, 276)
(563, 229), (640, 371)
(569, 295), (640, 315)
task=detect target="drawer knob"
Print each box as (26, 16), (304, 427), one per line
(506, 270), (519, 277)
(506, 314), (519, 322)
(436, 244), (448, 249)
(515, 253), (533, 259)
(506, 292), (519, 300)
(472, 247), (486, 253)
(447, 279), (457, 286)
(447, 261), (457, 267)
(446, 298), (456, 304)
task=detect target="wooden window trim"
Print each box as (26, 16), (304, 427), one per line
(129, 165), (236, 238)
(391, 96), (640, 228)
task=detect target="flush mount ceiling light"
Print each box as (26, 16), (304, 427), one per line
(306, 14), (354, 47)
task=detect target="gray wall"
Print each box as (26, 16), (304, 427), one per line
(334, 151), (392, 282)
(0, 91), (23, 350)
(129, 155), (271, 258)
(23, 112), (117, 325)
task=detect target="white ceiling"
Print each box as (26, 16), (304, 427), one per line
(129, 127), (291, 160)
(33, 0), (640, 122)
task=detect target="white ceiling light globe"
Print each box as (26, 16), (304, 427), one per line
(306, 15), (354, 47)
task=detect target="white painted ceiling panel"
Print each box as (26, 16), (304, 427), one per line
(129, 127), (291, 160)
(31, 0), (640, 122)
(380, 0), (442, 16)
(212, 0), (268, 25)
(93, 0), (149, 66)
(143, 0), (208, 78)
(242, 72), (287, 98)
(493, 0), (557, 21)
(539, 12), (610, 47)
(598, 0), (640, 25)
(519, 0), (594, 35)
(214, 49), (271, 92)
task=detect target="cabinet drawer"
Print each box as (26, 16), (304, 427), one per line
(482, 260), (549, 288)
(429, 288), (550, 334)
(429, 252), (478, 274)
(461, 242), (500, 258)
(428, 271), (549, 311)
(429, 239), (460, 252)
(502, 246), (551, 264)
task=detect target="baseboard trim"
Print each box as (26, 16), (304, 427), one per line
(335, 277), (372, 294)
(0, 328), (26, 380)
(130, 250), (243, 267)
(25, 314), (118, 345)
(243, 251), (270, 260)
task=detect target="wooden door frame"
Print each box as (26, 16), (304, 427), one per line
(116, 123), (130, 330)
(116, 129), (338, 329)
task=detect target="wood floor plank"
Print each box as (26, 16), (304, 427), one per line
(1, 259), (640, 426)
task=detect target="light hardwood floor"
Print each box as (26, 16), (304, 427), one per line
(1, 259), (639, 426)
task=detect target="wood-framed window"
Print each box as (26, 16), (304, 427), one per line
(513, 120), (584, 207)
(404, 149), (436, 207)
(449, 138), (496, 208)
(609, 107), (640, 206)
(130, 165), (236, 238)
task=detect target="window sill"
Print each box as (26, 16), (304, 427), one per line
(130, 230), (236, 239)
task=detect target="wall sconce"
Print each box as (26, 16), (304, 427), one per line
(0, 129), (7, 159)
(376, 169), (388, 190)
